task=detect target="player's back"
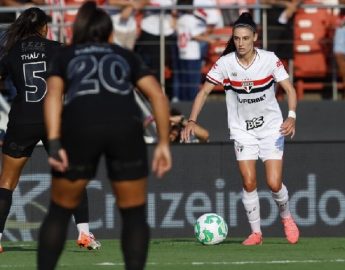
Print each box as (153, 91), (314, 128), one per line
(2, 36), (61, 125)
(49, 43), (151, 127)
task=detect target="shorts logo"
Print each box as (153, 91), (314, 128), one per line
(235, 142), (244, 153)
(246, 116), (264, 130)
(242, 81), (254, 93)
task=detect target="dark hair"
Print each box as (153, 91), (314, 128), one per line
(0, 7), (49, 58)
(233, 12), (256, 33)
(221, 12), (256, 56)
(72, 1), (113, 44)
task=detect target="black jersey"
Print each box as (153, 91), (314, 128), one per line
(47, 43), (152, 127)
(0, 35), (61, 125)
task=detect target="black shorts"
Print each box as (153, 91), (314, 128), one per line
(53, 118), (148, 181)
(2, 123), (48, 158)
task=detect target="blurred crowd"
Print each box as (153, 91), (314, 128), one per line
(1, 0), (345, 103)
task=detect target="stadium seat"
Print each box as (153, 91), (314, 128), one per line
(293, 1), (336, 99)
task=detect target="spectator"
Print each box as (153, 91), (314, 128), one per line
(144, 107), (210, 142)
(0, 0), (46, 24)
(108, 0), (145, 50)
(175, 0), (216, 101)
(134, 0), (177, 98)
(334, 0), (345, 98)
(217, 0), (249, 26)
(261, 0), (300, 99)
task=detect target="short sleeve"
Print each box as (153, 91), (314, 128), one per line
(206, 57), (225, 85)
(46, 47), (65, 78)
(271, 53), (289, 82)
(128, 52), (154, 83)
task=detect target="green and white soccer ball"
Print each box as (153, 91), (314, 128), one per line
(194, 213), (228, 245)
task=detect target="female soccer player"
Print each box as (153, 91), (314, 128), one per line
(182, 12), (299, 245)
(0, 7), (100, 253)
(37, 2), (171, 269)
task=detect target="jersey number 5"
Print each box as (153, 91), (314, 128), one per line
(23, 61), (47, 102)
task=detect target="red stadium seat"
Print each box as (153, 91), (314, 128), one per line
(293, 1), (335, 99)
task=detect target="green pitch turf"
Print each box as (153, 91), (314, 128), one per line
(1, 238), (345, 269)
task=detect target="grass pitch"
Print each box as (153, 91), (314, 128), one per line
(1, 238), (345, 269)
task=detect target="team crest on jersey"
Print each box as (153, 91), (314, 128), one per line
(242, 81), (254, 93)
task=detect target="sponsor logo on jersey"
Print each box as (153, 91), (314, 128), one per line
(241, 80), (254, 93)
(246, 116), (264, 130)
(237, 94), (266, 104)
(231, 72), (237, 77)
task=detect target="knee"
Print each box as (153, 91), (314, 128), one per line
(0, 176), (17, 190)
(242, 180), (257, 192)
(268, 182), (282, 193)
(51, 192), (82, 209)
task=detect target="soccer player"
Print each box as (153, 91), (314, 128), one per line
(37, 2), (171, 269)
(181, 12), (299, 245)
(0, 7), (100, 253)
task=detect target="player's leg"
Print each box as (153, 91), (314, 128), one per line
(37, 177), (88, 270)
(0, 155), (28, 253)
(0, 124), (39, 253)
(42, 134), (100, 250)
(112, 178), (149, 270)
(106, 119), (149, 269)
(234, 140), (262, 245)
(261, 134), (299, 244)
(73, 189), (101, 250)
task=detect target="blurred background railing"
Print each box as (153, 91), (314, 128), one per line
(1, 1), (345, 101)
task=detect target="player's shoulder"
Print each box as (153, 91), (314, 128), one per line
(256, 48), (278, 60)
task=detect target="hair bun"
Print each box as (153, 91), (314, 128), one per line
(233, 12), (256, 32)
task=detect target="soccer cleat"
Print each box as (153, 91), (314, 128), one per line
(77, 232), (101, 250)
(242, 232), (263, 246)
(282, 216), (299, 244)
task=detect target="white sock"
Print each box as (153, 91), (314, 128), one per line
(0, 232), (2, 243)
(76, 223), (89, 239)
(242, 189), (261, 234)
(271, 184), (291, 219)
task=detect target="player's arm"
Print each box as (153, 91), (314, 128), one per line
(44, 75), (68, 171)
(278, 78), (297, 138)
(136, 75), (172, 178)
(181, 81), (215, 142)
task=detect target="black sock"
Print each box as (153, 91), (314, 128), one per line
(0, 188), (13, 233)
(37, 201), (73, 270)
(120, 204), (149, 270)
(72, 190), (89, 224)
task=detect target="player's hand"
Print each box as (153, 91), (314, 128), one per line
(180, 121), (196, 143)
(280, 117), (296, 139)
(152, 143), (172, 178)
(48, 139), (69, 172)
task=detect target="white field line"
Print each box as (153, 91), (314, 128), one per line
(95, 259), (345, 266)
(2, 259), (345, 268)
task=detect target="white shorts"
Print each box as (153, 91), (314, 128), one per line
(233, 134), (284, 162)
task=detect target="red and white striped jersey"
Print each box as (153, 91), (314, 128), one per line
(206, 48), (289, 139)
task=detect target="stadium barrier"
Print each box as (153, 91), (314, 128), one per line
(2, 139), (345, 242)
(1, 3), (345, 100)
